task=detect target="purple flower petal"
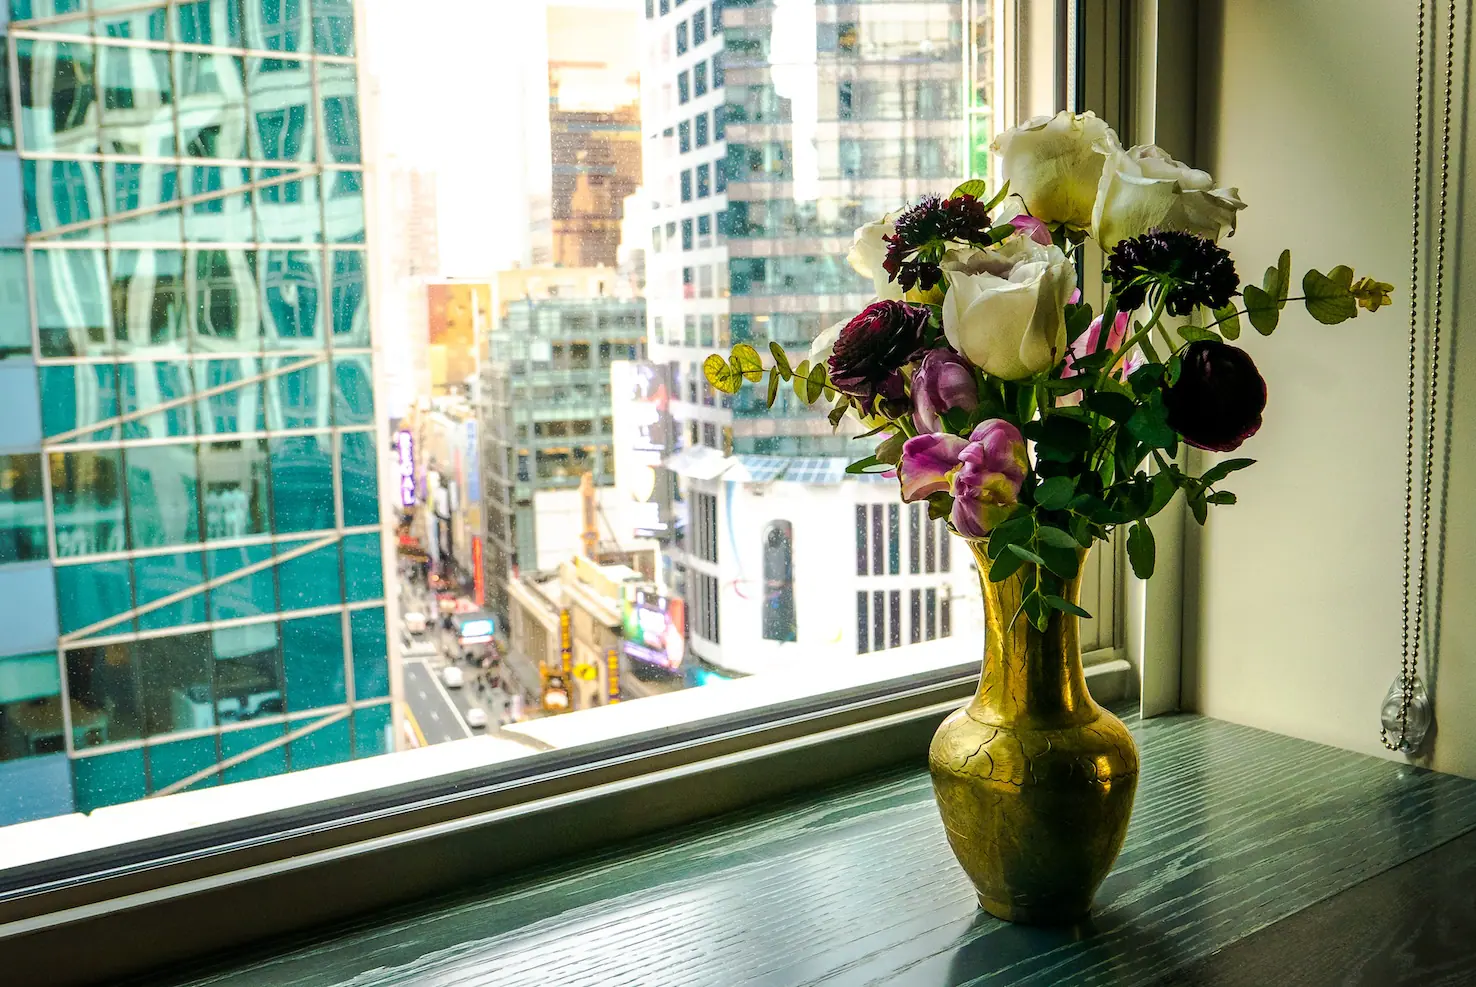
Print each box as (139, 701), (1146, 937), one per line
(898, 433), (970, 502)
(1010, 213), (1054, 246)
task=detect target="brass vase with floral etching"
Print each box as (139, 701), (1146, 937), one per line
(929, 541), (1138, 924)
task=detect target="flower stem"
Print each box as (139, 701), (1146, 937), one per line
(1096, 291), (1169, 391)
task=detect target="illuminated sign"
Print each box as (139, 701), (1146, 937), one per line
(607, 647), (620, 703)
(620, 587), (685, 673)
(472, 535), (485, 606)
(559, 609), (572, 678)
(458, 618), (494, 644)
(396, 430), (417, 506)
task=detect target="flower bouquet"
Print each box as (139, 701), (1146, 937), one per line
(704, 110), (1393, 923)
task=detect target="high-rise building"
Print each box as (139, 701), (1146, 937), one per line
(481, 268), (646, 630)
(641, 1), (985, 679)
(0, 0), (394, 825)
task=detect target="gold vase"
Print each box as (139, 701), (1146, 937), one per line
(929, 541), (1138, 924)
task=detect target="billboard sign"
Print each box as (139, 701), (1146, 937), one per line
(610, 361), (675, 540)
(620, 585), (685, 674)
(396, 430), (416, 506)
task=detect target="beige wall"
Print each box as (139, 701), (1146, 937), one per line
(1185, 1), (1475, 776)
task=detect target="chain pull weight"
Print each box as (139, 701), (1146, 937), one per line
(1380, 0), (1455, 754)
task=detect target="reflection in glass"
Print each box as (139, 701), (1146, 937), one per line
(277, 539), (341, 610)
(353, 703), (390, 757)
(118, 360), (195, 438)
(342, 532), (382, 602)
(183, 165), (252, 242)
(54, 560), (131, 634)
(137, 631), (215, 735)
(291, 714), (347, 769)
(313, 0), (355, 55)
(350, 608), (388, 700)
(199, 438), (271, 538)
(97, 41), (174, 156)
(126, 444), (201, 549)
(0, 652), (62, 761)
(23, 159), (105, 239)
(175, 0), (244, 47)
(323, 169), (364, 243)
(339, 430), (378, 527)
(248, 58), (314, 162)
(174, 51), (247, 159)
(49, 449), (126, 556)
(66, 642), (143, 748)
(0, 250), (29, 355)
(317, 62), (361, 163)
(34, 248), (112, 357)
(281, 613), (345, 711)
(207, 543), (278, 619)
(261, 249), (321, 346)
(329, 250), (367, 344)
(190, 249), (259, 348)
(214, 625), (283, 723)
(0, 38), (14, 150)
(39, 363), (120, 441)
(110, 249), (187, 357)
(0, 454), (48, 563)
(243, 0), (306, 57)
(147, 733), (218, 790)
(220, 722), (287, 784)
(269, 433), (332, 533)
(195, 357), (267, 434)
(256, 167), (320, 242)
(104, 162), (182, 242)
(266, 356), (329, 429)
(332, 355), (373, 425)
(133, 550), (208, 630)
(16, 39), (99, 154)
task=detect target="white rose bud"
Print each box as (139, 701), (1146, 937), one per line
(846, 209), (905, 301)
(1091, 132), (1247, 249)
(991, 110), (1115, 229)
(942, 242), (1077, 380)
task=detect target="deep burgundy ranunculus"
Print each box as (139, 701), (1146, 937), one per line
(827, 300), (930, 405)
(1163, 340), (1267, 452)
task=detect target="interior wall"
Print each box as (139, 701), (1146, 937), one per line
(1185, 0), (1476, 776)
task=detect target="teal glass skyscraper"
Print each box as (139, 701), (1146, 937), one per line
(0, 0), (392, 825)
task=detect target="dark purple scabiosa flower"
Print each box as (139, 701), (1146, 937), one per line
(1103, 229), (1239, 316)
(1163, 340), (1267, 452)
(883, 194), (996, 292)
(827, 300), (931, 406)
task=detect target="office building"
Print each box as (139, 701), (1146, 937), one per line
(641, 1), (985, 678)
(0, 0), (393, 824)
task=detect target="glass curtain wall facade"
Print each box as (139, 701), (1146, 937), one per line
(0, 0), (391, 822)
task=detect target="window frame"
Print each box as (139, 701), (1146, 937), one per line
(0, 6), (1158, 984)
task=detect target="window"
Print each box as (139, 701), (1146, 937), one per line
(679, 119), (692, 153)
(0, 455), (47, 563)
(693, 8), (707, 45)
(714, 50), (725, 86)
(694, 61), (708, 97)
(682, 217), (694, 249)
(714, 103), (726, 139)
(697, 163), (711, 197)
(676, 21), (688, 55)
(678, 70), (690, 104)
(681, 170), (693, 202)
(855, 591), (868, 654)
(696, 112), (710, 146)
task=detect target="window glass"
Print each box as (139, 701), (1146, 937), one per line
(111, 251), (188, 357)
(72, 747), (146, 813)
(200, 438), (272, 538)
(266, 357), (330, 429)
(38, 364), (118, 442)
(281, 612), (345, 711)
(175, 51), (248, 159)
(126, 444), (202, 549)
(289, 713), (348, 770)
(133, 551), (208, 630)
(332, 355), (374, 425)
(0, 652), (63, 762)
(23, 159), (105, 239)
(148, 734), (219, 790)
(343, 532), (383, 602)
(183, 166), (252, 243)
(0, 455), (47, 564)
(50, 450), (126, 558)
(221, 723), (287, 784)
(243, 0), (307, 55)
(54, 560), (132, 635)
(191, 249), (260, 347)
(16, 39), (99, 154)
(256, 168), (322, 243)
(33, 248), (112, 358)
(174, 0), (243, 46)
(328, 250), (367, 344)
(207, 544), (279, 620)
(0, 251), (30, 356)
(350, 607), (388, 700)
(324, 169), (365, 243)
(195, 357), (267, 435)
(261, 249), (323, 347)
(339, 429), (378, 527)
(97, 42), (175, 156)
(118, 360), (195, 438)
(317, 62), (361, 163)
(353, 703), (391, 758)
(313, 0), (356, 55)
(277, 540), (343, 611)
(138, 631), (215, 736)
(269, 434), (334, 533)
(248, 58), (315, 163)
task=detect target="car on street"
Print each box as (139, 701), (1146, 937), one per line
(464, 707), (488, 729)
(441, 665), (465, 689)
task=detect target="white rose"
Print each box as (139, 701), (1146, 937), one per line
(991, 110), (1115, 229)
(846, 209), (904, 301)
(1091, 133), (1247, 249)
(942, 243), (1077, 380)
(808, 316), (848, 367)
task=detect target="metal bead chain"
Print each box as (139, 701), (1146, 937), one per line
(1384, 0), (1454, 752)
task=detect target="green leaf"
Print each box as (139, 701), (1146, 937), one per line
(1029, 416), (1092, 462)
(989, 548), (1027, 583)
(704, 354), (743, 394)
(951, 178), (988, 200)
(765, 366), (781, 408)
(875, 431), (906, 465)
(1206, 490), (1238, 506)
(987, 515), (1035, 559)
(1065, 301), (1094, 343)
(1187, 492), (1209, 524)
(1197, 457), (1255, 487)
(1035, 525), (1080, 551)
(1034, 475), (1075, 510)
(926, 491), (953, 520)
(1145, 469), (1177, 517)
(1006, 543), (1048, 568)
(1274, 249), (1292, 308)
(1043, 595), (1092, 619)
(940, 407), (973, 434)
(791, 360), (811, 401)
(844, 455), (883, 474)
(1126, 400), (1176, 449)
(979, 179), (1012, 212)
(1243, 284), (1280, 335)
(1069, 513), (1094, 547)
(1127, 522), (1156, 579)
(730, 343), (764, 382)
(1179, 324), (1222, 343)
(1303, 267), (1357, 325)
(805, 362), (827, 403)
(1083, 391), (1137, 423)
(1213, 304), (1242, 341)
(828, 401), (848, 427)
(768, 341), (792, 377)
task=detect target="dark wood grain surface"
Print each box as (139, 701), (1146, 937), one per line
(1150, 827), (1476, 987)
(156, 713), (1476, 987)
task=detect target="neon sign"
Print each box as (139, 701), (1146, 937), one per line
(396, 430), (417, 507)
